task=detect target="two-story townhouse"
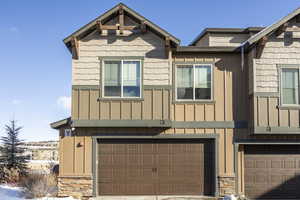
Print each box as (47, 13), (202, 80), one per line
(51, 3), (300, 199)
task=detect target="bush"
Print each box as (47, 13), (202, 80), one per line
(20, 173), (57, 198)
(0, 166), (21, 184)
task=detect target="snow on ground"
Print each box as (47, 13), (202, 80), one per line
(0, 185), (76, 200)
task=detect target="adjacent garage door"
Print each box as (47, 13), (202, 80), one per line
(97, 139), (215, 195)
(245, 145), (300, 199)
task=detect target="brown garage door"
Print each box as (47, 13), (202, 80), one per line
(245, 145), (300, 199)
(97, 139), (215, 195)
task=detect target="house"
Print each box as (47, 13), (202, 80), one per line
(51, 3), (300, 199)
(21, 141), (58, 173)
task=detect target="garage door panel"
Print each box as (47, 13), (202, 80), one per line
(97, 139), (214, 195)
(245, 145), (300, 199)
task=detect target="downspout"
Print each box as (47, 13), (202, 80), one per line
(240, 44), (245, 71)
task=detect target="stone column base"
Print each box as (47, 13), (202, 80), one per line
(58, 176), (93, 199)
(218, 175), (236, 196)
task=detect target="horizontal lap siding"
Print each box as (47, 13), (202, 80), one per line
(72, 88), (171, 120)
(209, 33), (249, 47)
(72, 15), (170, 86)
(254, 21), (300, 93)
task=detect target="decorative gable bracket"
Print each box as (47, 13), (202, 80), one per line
(71, 37), (79, 59)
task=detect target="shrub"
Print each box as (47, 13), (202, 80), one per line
(20, 173), (57, 198)
(0, 166), (21, 184)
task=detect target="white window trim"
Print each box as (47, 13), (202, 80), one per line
(102, 59), (142, 98)
(280, 66), (300, 106)
(175, 63), (213, 101)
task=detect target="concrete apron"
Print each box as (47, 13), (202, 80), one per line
(91, 196), (218, 200)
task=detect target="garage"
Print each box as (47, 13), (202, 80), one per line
(244, 145), (300, 199)
(97, 139), (215, 195)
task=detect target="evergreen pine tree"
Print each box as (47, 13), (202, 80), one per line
(0, 120), (28, 174)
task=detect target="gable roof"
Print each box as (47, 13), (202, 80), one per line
(244, 7), (300, 47)
(189, 27), (264, 46)
(63, 3), (180, 48)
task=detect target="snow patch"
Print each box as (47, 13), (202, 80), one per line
(0, 185), (77, 200)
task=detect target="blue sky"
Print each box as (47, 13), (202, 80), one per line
(0, 0), (299, 141)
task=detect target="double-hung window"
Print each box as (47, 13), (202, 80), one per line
(103, 60), (141, 98)
(281, 67), (300, 105)
(176, 64), (212, 100)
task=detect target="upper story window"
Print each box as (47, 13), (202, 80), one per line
(281, 67), (299, 105)
(176, 64), (212, 101)
(103, 60), (141, 98)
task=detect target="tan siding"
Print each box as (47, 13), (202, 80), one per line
(289, 110), (299, 127)
(60, 136), (75, 175)
(142, 90), (152, 120)
(163, 90), (170, 120)
(84, 136), (92, 174)
(268, 97), (279, 127)
(100, 102), (110, 120)
(257, 97), (268, 126)
(73, 88), (171, 121)
(89, 90), (99, 120)
(132, 102), (142, 120)
(110, 102), (121, 120)
(253, 21), (300, 93)
(171, 53), (243, 123)
(195, 104), (205, 121)
(74, 136), (84, 174)
(152, 90), (163, 120)
(208, 33), (249, 47)
(72, 90), (79, 120)
(73, 16), (170, 86)
(79, 90), (89, 120)
(215, 65), (225, 121)
(121, 101), (131, 120)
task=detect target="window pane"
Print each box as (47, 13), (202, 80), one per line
(282, 68), (299, 104)
(123, 61), (141, 97)
(104, 61), (121, 97)
(195, 65), (211, 100)
(177, 66), (193, 99)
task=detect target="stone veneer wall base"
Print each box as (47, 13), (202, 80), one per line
(218, 175), (236, 196)
(58, 176), (93, 199)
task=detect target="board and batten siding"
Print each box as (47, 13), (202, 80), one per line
(72, 15), (171, 86)
(72, 87), (171, 121)
(59, 128), (92, 176)
(172, 53), (248, 122)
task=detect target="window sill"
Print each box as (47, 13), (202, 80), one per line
(173, 100), (216, 104)
(97, 97), (144, 101)
(277, 105), (300, 110)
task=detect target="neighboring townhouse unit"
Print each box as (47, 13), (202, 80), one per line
(51, 3), (300, 199)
